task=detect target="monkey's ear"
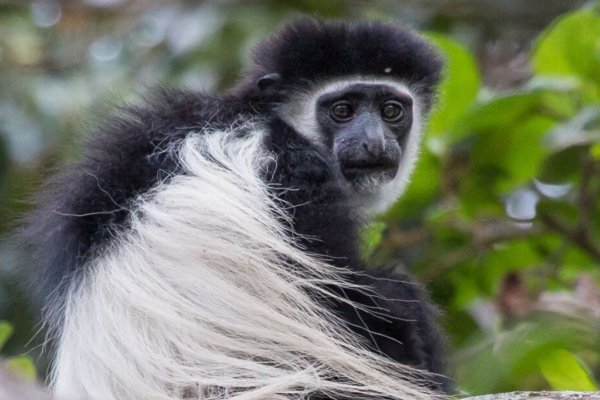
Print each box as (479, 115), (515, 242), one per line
(257, 73), (281, 91)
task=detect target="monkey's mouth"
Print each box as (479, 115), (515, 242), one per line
(340, 159), (399, 182)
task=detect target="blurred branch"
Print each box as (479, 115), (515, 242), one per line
(539, 212), (600, 264)
(423, 246), (474, 281)
(421, 218), (544, 280)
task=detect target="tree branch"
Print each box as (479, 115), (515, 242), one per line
(539, 212), (600, 263)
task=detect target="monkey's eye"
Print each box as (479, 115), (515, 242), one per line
(330, 102), (355, 122)
(381, 101), (404, 122)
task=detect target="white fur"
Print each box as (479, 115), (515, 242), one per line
(277, 78), (425, 217)
(51, 124), (437, 400)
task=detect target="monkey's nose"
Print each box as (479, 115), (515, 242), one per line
(362, 133), (386, 158)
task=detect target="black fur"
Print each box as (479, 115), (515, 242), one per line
(17, 18), (448, 394)
(265, 118), (449, 391)
(247, 18), (442, 110)
(17, 90), (253, 312)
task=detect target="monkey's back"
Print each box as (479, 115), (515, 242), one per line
(18, 89), (243, 309)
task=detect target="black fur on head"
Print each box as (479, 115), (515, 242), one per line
(248, 18), (443, 109)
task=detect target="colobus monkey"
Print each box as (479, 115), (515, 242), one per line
(19, 18), (447, 400)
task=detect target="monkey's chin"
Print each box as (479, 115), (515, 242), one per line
(345, 168), (398, 193)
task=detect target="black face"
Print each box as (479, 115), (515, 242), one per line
(316, 83), (413, 191)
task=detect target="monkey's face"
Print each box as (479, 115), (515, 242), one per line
(315, 83), (413, 192)
(278, 78), (423, 216)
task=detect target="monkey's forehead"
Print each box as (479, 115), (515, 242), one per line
(251, 18), (442, 105)
(312, 80), (415, 102)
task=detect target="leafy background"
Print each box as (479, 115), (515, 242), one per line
(0, 0), (599, 395)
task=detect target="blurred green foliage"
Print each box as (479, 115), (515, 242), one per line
(0, 321), (36, 381)
(0, 0), (599, 395)
(378, 6), (600, 394)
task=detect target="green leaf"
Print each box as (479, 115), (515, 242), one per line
(360, 220), (386, 258)
(0, 321), (14, 351)
(538, 145), (587, 183)
(462, 113), (555, 203)
(539, 349), (598, 391)
(500, 116), (555, 189)
(5, 356), (37, 382)
(459, 92), (546, 134)
(532, 10), (600, 97)
(535, 82), (580, 119)
(591, 143), (600, 160)
(426, 34), (481, 141)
